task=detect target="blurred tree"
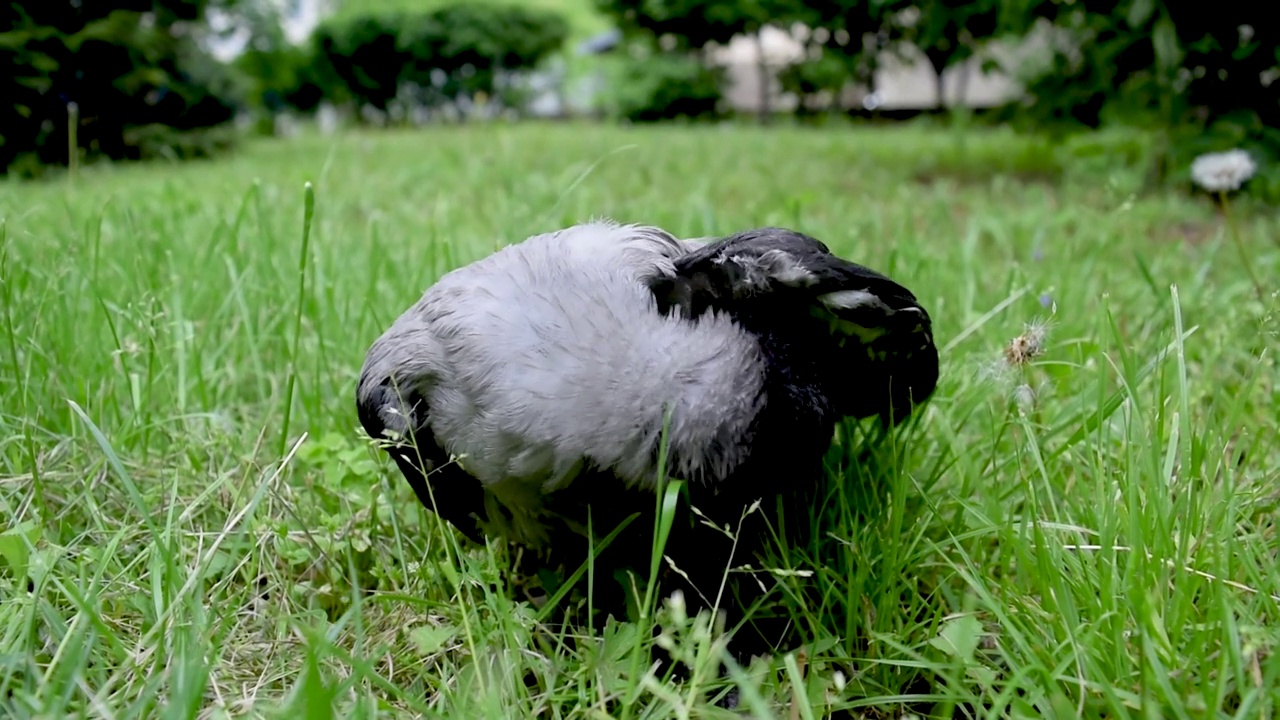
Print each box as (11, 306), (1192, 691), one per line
(595, 0), (794, 120)
(0, 0), (243, 176)
(768, 0), (902, 117)
(1164, 4), (1278, 130)
(997, 0), (1172, 128)
(313, 13), (404, 113)
(232, 2), (327, 123)
(998, 0), (1278, 187)
(399, 3), (570, 107)
(313, 3), (569, 120)
(594, 0), (770, 49)
(893, 0), (1001, 108)
(1000, 0), (1277, 130)
(603, 51), (727, 122)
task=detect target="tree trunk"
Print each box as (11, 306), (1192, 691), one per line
(926, 50), (948, 110)
(864, 60), (879, 120)
(755, 30), (771, 124)
(954, 59), (971, 109)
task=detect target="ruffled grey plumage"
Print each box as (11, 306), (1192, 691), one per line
(358, 220), (769, 546)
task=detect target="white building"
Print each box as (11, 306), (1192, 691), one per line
(206, 0), (1042, 117)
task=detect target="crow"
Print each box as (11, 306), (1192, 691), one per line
(356, 219), (938, 663)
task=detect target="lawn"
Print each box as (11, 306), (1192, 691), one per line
(1, 121), (1278, 718)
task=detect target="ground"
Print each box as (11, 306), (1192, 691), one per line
(1, 121), (1278, 718)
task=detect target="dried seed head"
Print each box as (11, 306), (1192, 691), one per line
(1004, 319), (1050, 367)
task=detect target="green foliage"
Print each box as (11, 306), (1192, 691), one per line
(232, 11), (329, 118)
(601, 50), (726, 122)
(1002, 0), (1276, 129)
(122, 123), (240, 162)
(594, 0), (987, 118)
(595, 0), (782, 49)
(897, 0), (1001, 105)
(314, 13), (404, 112)
(0, 520), (40, 582)
(1053, 125), (1158, 196)
(334, 0), (610, 45)
(592, 0), (1276, 199)
(593, 0), (789, 122)
(282, 432), (420, 614)
(998, 0), (1278, 197)
(776, 50), (854, 116)
(312, 3), (570, 116)
(0, 0), (243, 176)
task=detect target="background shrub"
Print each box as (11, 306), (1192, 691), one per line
(313, 3), (570, 120)
(601, 51), (726, 122)
(0, 0), (242, 177)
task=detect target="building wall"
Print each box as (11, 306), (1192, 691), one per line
(708, 25), (1054, 113)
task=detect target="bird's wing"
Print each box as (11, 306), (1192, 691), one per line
(648, 227), (939, 425)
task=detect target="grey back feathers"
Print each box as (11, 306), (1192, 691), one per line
(358, 220), (769, 545)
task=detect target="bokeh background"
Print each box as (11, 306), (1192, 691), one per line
(3, 0), (1276, 197)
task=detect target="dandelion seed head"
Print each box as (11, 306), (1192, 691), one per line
(1013, 383), (1036, 412)
(1191, 149), (1257, 192)
(1004, 318), (1050, 367)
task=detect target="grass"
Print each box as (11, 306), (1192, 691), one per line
(1, 120), (1279, 718)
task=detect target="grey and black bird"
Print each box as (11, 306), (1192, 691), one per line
(356, 220), (938, 659)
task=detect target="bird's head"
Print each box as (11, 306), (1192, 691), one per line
(652, 227), (939, 427)
(354, 316), (437, 449)
(811, 278), (938, 426)
(355, 313), (490, 544)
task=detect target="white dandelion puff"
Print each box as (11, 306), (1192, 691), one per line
(1013, 383), (1036, 412)
(1191, 149), (1256, 193)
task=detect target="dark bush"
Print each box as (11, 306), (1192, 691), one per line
(0, 1), (242, 177)
(314, 14), (406, 113)
(1000, 0), (1279, 193)
(603, 52), (726, 123)
(313, 3), (569, 118)
(234, 23), (329, 118)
